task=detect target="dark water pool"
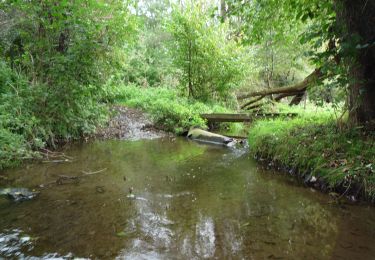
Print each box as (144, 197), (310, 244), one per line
(0, 138), (374, 259)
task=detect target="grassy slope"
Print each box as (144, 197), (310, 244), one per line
(248, 105), (375, 201)
(114, 85), (229, 134)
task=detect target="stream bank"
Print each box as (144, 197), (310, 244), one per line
(248, 116), (375, 203)
(95, 105), (169, 140)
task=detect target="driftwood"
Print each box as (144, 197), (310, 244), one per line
(238, 68), (323, 110)
(40, 148), (74, 163)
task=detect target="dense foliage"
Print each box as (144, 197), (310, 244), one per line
(167, 3), (247, 102)
(0, 0), (135, 168)
(225, 0), (375, 123)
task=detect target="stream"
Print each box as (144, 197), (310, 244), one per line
(0, 137), (374, 259)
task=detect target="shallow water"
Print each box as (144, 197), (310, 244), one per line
(0, 138), (374, 259)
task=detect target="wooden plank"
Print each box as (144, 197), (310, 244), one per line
(200, 113), (297, 123)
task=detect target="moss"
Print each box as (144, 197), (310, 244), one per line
(248, 112), (375, 201)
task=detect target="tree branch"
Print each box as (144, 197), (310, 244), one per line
(240, 95), (265, 109)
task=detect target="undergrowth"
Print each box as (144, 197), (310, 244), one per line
(115, 85), (229, 134)
(0, 61), (109, 170)
(249, 109), (375, 201)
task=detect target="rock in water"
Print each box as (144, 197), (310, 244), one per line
(0, 188), (38, 201)
(187, 128), (234, 146)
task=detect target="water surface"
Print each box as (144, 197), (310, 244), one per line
(0, 138), (374, 259)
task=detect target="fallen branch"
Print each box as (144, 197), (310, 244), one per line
(40, 148), (74, 162)
(274, 91), (305, 102)
(42, 159), (72, 163)
(38, 168), (107, 188)
(241, 95), (265, 109)
(243, 103), (266, 111)
(81, 168), (107, 176)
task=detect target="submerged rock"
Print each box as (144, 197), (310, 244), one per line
(187, 128), (234, 146)
(0, 188), (38, 202)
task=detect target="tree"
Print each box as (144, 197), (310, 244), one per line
(340, 1), (375, 124)
(226, 0), (375, 125)
(122, 0), (177, 87)
(0, 0), (136, 145)
(166, 2), (246, 102)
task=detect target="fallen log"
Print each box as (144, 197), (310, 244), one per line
(238, 68), (323, 109)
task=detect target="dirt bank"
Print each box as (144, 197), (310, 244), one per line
(96, 106), (169, 140)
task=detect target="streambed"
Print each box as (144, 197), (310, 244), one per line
(0, 138), (374, 259)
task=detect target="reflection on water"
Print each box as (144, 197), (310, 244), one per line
(0, 138), (374, 259)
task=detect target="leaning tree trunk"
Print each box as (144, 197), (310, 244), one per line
(342, 0), (375, 125)
(238, 68), (322, 110)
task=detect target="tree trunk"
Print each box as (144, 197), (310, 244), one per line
(289, 91), (305, 106)
(220, 0), (226, 20)
(342, 0), (375, 124)
(188, 39), (194, 97)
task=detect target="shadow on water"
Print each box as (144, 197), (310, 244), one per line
(0, 137), (374, 259)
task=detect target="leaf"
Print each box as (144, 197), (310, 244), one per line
(116, 231), (128, 237)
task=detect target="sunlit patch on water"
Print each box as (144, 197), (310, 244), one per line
(194, 215), (216, 258)
(0, 230), (89, 259)
(117, 192), (174, 259)
(0, 229), (34, 258)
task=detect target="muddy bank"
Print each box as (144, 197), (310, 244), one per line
(96, 106), (169, 140)
(254, 154), (371, 204)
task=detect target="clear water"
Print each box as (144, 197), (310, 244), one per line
(0, 138), (374, 259)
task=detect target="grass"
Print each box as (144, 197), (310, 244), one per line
(248, 105), (375, 201)
(114, 84), (230, 134)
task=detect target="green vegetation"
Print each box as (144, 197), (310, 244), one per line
(0, 0), (374, 203)
(167, 3), (247, 101)
(0, 0), (135, 169)
(249, 109), (375, 200)
(115, 85), (228, 134)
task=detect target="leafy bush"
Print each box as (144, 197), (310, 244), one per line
(0, 61), (41, 169)
(116, 85), (228, 134)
